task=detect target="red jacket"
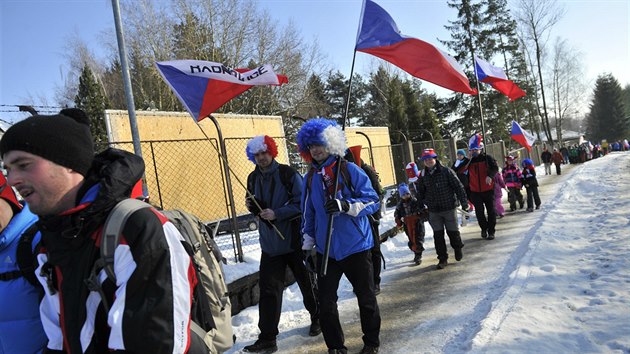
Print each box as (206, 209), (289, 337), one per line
(468, 154), (499, 193)
(552, 151), (564, 164)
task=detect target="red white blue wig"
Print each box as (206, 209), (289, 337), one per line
(246, 135), (278, 163)
(296, 118), (347, 162)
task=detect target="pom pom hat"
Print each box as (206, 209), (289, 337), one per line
(0, 108), (94, 176)
(246, 135), (278, 163)
(420, 148), (438, 160)
(296, 118), (346, 162)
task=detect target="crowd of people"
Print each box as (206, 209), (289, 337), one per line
(1, 107), (626, 354)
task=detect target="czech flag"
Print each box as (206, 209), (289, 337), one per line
(156, 60), (288, 122)
(475, 56), (526, 101)
(355, 0), (477, 95)
(511, 120), (536, 152)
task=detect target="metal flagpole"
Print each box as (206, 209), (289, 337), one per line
(321, 50), (358, 276)
(472, 55), (487, 140)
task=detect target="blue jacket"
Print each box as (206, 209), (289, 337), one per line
(0, 204), (47, 354)
(249, 160), (303, 256)
(302, 156), (379, 261)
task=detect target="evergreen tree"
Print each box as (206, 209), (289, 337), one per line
(387, 77), (407, 143)
(75, 64), (110, 148)
(324, 71), (366, 125)
(362, 66), (392, 127)
(586, 74), (628, 142)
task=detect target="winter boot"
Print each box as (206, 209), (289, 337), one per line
(243, 339), (278, 353)
(413, 252), (423, 265)
(359, 345), (379, 354)
(308, 318), (321, 336)
(437, 259), (448, 269)
(481, 229), (488, 239)
(487, 232), (495, 240)
(454, 247), (463, 261)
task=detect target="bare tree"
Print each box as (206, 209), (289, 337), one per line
(550, 38), (586, 144)
(515, 0), (565, 146)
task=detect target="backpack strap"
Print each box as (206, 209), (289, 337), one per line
(14, 223), (41, 287)
(85, 198), (150, 313)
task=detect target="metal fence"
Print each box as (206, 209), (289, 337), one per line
(98, 136), (518, 263)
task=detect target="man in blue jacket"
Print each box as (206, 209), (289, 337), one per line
(0, 173), (47, 353)
(243, 135), (320, 354)
(297, 119), (381, 354)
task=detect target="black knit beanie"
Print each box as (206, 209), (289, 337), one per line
(0, 108), (95, 176)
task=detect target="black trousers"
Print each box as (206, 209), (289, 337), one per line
(555, 163), (562, 175)
(258, 250), (319, 340)
(317, 250), (380, 350)
(470, 190), (496, 234)
(526, 186), (541, 209)
(507, 187), (524, 210)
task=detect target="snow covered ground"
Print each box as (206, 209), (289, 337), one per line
(222, 152), (630, 353)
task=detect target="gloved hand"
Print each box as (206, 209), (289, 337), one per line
(303, 248), (317, 273)
(462, 204), (469, 212)
(325, 199), (350, 214)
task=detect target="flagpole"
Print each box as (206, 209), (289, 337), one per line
(472, 56), (487, 140)
(194, 121), (285, 242)
(321, 50), (358, 276)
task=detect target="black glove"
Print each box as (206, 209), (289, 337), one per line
(303, 249), (316, 273)
(462, 204), (469, 212)
(325, 199), (350, 214)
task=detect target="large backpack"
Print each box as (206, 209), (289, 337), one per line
(91, 198), (233, 354)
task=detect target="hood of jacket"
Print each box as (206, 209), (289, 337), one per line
(38, 148), (145, 266)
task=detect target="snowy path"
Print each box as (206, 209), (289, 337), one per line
(227, 152), (630, 354)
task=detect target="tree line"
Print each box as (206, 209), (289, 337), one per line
(62, 0), (628, 151)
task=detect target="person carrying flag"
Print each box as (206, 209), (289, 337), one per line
(298, 118), (381, 354)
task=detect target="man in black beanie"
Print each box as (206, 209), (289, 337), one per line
(1, 108), (204, 353)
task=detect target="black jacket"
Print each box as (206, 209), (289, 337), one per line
(415, 162), (468, 213)
(36, 149), (197, 354)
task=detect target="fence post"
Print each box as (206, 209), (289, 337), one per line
(448, 137), (458, 162)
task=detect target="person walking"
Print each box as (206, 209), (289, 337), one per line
(502, 155), (524, 212)
(394, 183), (427, 265)
(521, 158), (541, 211)
(541, 146), (552, 175)
(415, 148), (469, 270)
(242, 135), (320, 353)
(297, 118), (381, 354)
(552, 148), (564, 175)
(0, 108), (205, 353)
(0, 174), (47, 354)
(467, 134), (499, 240)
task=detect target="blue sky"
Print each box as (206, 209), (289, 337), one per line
(1, 0), (628, 123)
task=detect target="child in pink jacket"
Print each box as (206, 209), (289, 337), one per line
(493, 172), (507, 218)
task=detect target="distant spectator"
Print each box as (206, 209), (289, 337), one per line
(394, 183), (427, 265)
(451, 149), (474, 212)
(541, 147), (552, 175)
(552, 148), (564, 175)
(493, 171), (506, 218)
(560, 146), (570, 164)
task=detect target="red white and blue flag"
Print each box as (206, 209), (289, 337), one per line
(355, 0), (477, 95)
(156, 60), (288, 122)
(474, 56), (526, 101)
(511, 120), (536, 152)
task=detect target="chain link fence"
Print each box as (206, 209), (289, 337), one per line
(97, 135), (512, 263)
